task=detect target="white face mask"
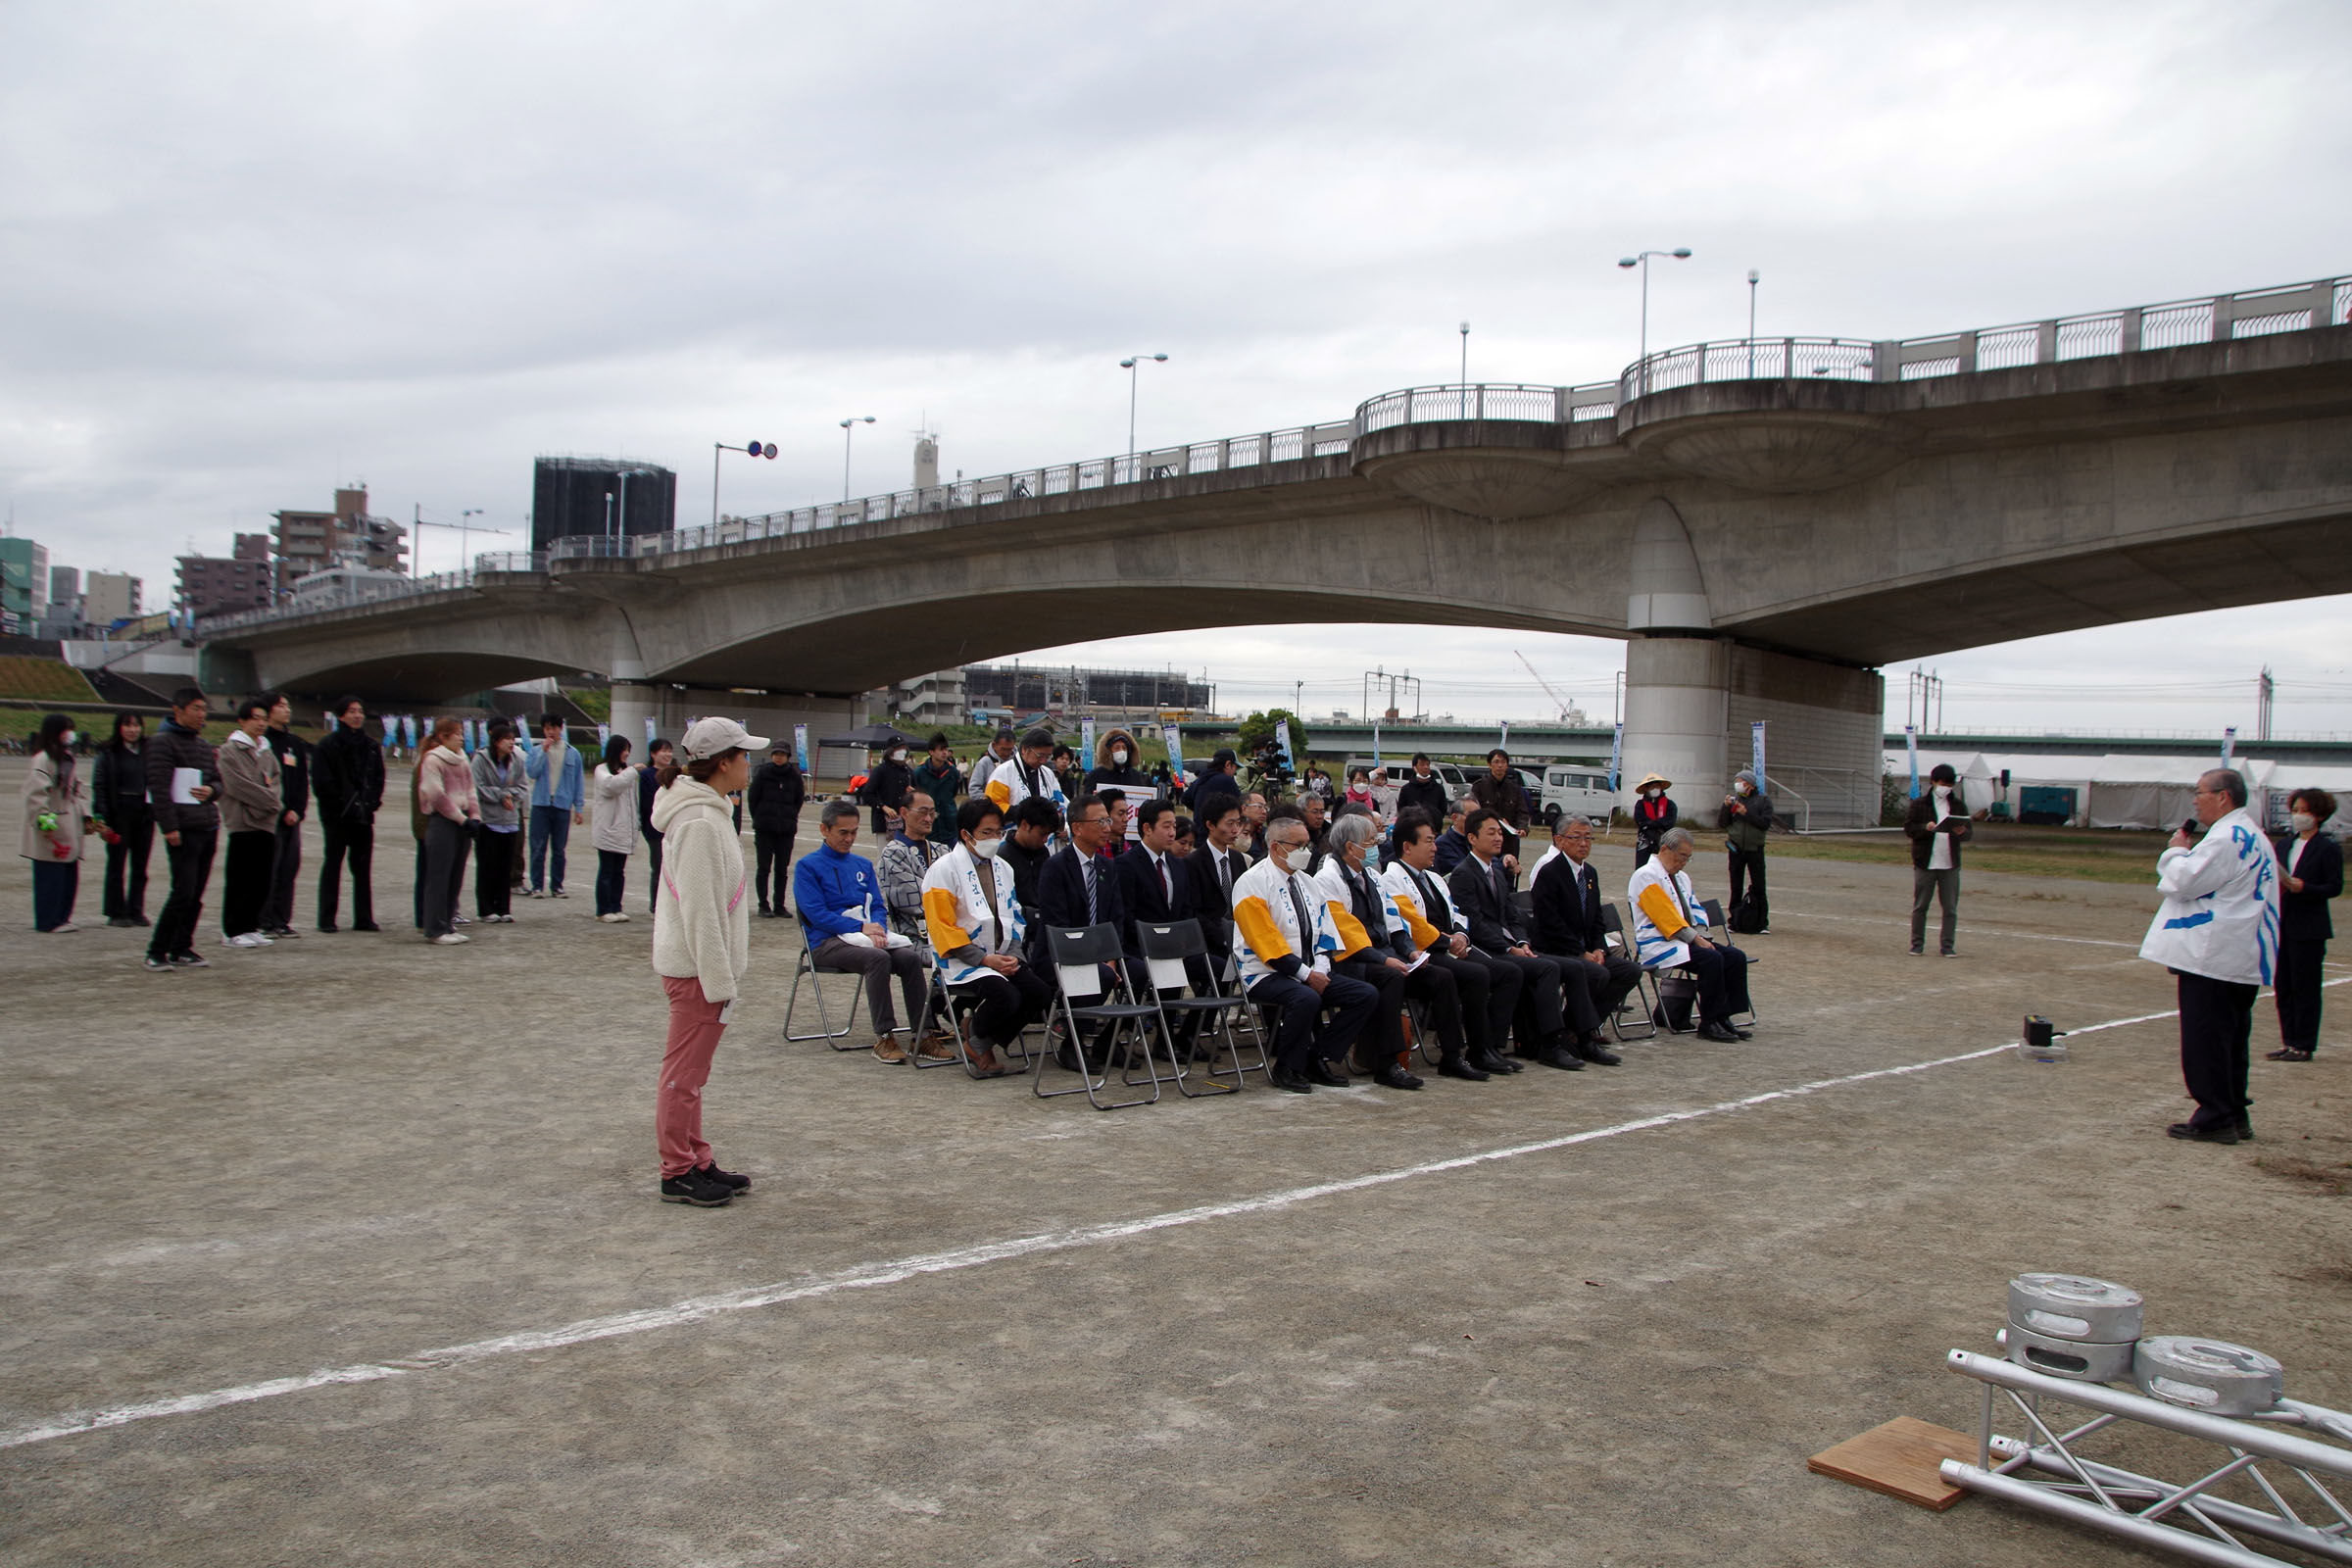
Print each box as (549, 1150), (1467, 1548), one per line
(2291, 811), (2318, 833)
(1269, 844), (1298, 873)
(1112, 748), (1128, 765)
(62, 731), (77, 748)
(1736, 781), (1752, 795)
(889, 749), (906, 761)
(970, 836), (1002, 858)
(1642, 788), (1661, 800)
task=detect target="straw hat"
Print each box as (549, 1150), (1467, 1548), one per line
(1635, 771), (1673, 791)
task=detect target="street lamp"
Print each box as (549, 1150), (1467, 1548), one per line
(1616, 246), (1692, 396)
(612, 466), (653, 549)
(838, 416), (874, 502)
(711, 439), (777, 527)
(1117, 353), (1167, 460)
(1746, 269), (1761, 377)
(1458, 321), (1470, 417)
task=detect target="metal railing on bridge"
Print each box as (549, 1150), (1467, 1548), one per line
(193, 552), (548, 635)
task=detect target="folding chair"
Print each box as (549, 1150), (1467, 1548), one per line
(1135, 918), (1243, 1098)
(1698, 900), (1760, 1027)
(1616, 900), (1700, 1035)
(1037, 923), (1165, 1110)
(1597, 905), (1655, 1041)
(1209, 950), (1275, 1083)
(907, 955), (975, 1071)
(782, 942), (863, 1048)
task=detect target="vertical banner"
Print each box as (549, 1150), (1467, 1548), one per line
(596, 722), (612, 749)
(400, 714), (415, 751)
(1274, 719), (1295, 770)
(1163, 721), (1184, 782)
(793, 723), (809, 772)
(1080, 717), (1097, 764)
(1498, 719), (1509, 750)
(2220, 726), (2236, 765)
(1905, 724), (1921, 800)
(644, 715), (657, 750)
(1750, 719), (1767, 784)
(1371, 716), (1382, 767)
(463, 718), (477, 755)
(1607, 722), (1624, 793)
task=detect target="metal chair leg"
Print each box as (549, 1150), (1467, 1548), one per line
(1031, 993), (1159, 1110)
(783, 948), (859, 1046)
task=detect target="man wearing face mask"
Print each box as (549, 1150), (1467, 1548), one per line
(1904, 763), (1982, 956)
(921, 799), (1048, 1076)
(1717, 769), (1774, 929)
(1231, 809), (1379, 1093)
(1086, 728), (1153, 846)
(1630, 773), (1678, 868)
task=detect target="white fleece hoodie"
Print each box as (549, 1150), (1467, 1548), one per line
(650, 777), (751, 1003)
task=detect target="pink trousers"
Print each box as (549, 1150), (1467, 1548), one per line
(658, 975), (727, 1178)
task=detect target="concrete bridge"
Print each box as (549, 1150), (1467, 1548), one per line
(199, 274), (2352, 825)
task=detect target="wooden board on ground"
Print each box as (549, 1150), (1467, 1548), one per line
(1808, 1416), (1979, 1512)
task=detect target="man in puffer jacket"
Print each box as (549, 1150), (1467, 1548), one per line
(649, 717), (763, 1208)
(1086, 727), (1154, 848)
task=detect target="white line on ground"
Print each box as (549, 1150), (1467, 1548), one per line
(1773, 907), (2142, 948)
(3, 989), (2331, 1454)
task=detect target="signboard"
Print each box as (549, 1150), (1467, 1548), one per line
(1751, 720), (1768, 785)
(1607, 722), (1623, 793)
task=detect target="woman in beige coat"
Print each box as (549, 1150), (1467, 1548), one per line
(21, 713), (89, 933)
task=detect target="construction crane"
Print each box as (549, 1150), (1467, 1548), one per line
(1515, 650), (1579, 724)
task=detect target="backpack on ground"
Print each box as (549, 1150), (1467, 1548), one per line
(1728, 890), (1768, 935)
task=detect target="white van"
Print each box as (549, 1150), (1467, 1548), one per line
(1540, 764), (1616, 826)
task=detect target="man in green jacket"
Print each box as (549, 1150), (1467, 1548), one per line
(910, 731), (962, 848)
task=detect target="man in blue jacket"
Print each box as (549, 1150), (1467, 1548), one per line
(522, 714), (585, 899)
(795, 798), (932, 1062)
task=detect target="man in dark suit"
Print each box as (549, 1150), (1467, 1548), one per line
(1384, 811), (1521, 1076)
(1185, 749), (1244, 820)
(1116, 799), (1210, 1058)
(1530, 815), (1634, 1063)
(1185, 796), (1250, 967)
(1396, 753), (1448, 828)
(2272, 787), (2342, 1061)
(1037, 793), (1131, 1068)
(1447, 808), (1582, 1071)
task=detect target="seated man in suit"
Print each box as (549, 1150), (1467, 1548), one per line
(1382, 809), (1521, 1077)
(1629, 826), (1752, 1043)
(1185, 796), (1250, 977)
(1447, 808), (1583, 1071)
(1232, 814), (1379, 1093)
(1530, 814), (1635, 1063)
(1115, 799), (1211, 1060)
(1036, 793), (1131, 1069)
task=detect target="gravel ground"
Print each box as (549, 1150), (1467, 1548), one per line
(2, 758), (2345, 1567)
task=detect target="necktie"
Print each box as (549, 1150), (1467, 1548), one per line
(1083, 858), (1098, 923)
(1410, 866), (1443, 932)
(1218, 853), (1232, 902)
(1157, 855), (1171, 906)
(1286, 876), (1313, 957)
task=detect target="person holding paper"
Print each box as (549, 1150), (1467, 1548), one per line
(649, 716), (762, 1207)
(794, 798), (928, 1062)
(144, 687), (221, 970)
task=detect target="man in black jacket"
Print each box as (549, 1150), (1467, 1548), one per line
(1530, 815), (1635, 1060)
(1387, 811), (1520, 1075)
(258, 693), (312, 939)
(1446, 809), (1581, 1070)
(1115, 799), (1210, 1057)
(311, 696), (384, 933)
(1903, 762), (1977, 956)
(1184, 796), (1250, 974)
(1037, 794), (1130, 1067)
(1396, 754), (1448, 829)
(747, 742), (806, 916)
(144, 687), (222, 969)
(1184, 749), (1243, 819)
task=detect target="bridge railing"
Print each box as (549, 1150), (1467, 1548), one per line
(1351, 380), (1620, 435)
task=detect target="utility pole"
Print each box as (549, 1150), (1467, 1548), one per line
(2258, 666), (2275, 741)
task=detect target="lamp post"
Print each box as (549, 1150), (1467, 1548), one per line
(1118, 354), (1167, 461)
(1458, 321), (1469, 417)
(1615, 246), (1692, 396)
(838, 416), (874, 502)
(612, 467), (652, 551)
(460, 508), (482, 572)
(1746, 269), (1760, 378)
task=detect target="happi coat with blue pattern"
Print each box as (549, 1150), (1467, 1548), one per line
(2138, 805), (2281, 986)
(920, 843), (1026, 987)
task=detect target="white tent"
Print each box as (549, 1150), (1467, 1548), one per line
(1977, 753), (2108, 826)
(2086, 755), (2276, 831)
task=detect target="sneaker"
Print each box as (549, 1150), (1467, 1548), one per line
(109, 916), (139, 928)
(659, 1171), (734, 1206)
(144, 956), (175, 971)
(609, 911), (632, 923)
(872, 1035), (906, 1064)
(527, 888), (546, 900)
(452, 914), (472, 926)
(694, 1162), (752, 1194)
(223, 932), (267, 949)
(916, 1034), (958, 1061)
(169, 951), (210, 968)
(431, 932), (470, 946)
(269, 926), (301, 940)
(550, 888), (569, 899)
(46, 921), (80, 934)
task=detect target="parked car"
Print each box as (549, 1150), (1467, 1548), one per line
(1540, 763), (1616, 826)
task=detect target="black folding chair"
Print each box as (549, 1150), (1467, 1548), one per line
(1697, 900), (1759, 1026)
(1596, 905), (1656, 1040)
(1037, 923), (1165, 1110)
(1135, 918), (1243, 1097)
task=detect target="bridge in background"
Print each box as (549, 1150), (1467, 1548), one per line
(197, 274), (2352, 827)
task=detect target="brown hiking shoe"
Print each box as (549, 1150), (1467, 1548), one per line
(917, 1033), (958, 1061)
(872, 1035), (906, 1064)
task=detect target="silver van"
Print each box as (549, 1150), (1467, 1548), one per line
(1541, 764), (1616, 826)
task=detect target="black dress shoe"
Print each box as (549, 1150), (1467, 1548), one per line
(1574, 1036), (1624, 1066)
(1305, 1060), (1350, 1088)
(1695, 1021), (1745, 1043)
(1728, 1026), (1753, 1041)
(1372, 1066), (1424, 1090)
(2235, 1116), (2255, 1142)
(1469, 1048), (1519, 1074)
(2166, 1121), (2239, 1145)
(1535, 1046), (1586, 1071)
(1438, 1056), (1490, 1082)
(1269, 1067), (1314, 1094)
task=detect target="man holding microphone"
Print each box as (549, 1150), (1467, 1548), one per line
(2139, 767), (2280, 1146)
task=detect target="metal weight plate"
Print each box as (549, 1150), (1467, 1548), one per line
(2133, 1337), (2283, 1416)
(2008, 1274), (2144, 1343)
(2007, 1323), (2137, 1383)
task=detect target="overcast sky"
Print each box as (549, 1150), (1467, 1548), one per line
(6, 2), (2349, 736)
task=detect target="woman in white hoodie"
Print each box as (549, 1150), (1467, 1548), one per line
(649, 716), (763, 1207)
(590, 735), (638, 922)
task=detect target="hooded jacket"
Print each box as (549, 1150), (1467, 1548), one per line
(471, 746), (526, 831)
(216, 729), (284, 835)
(313, 721), (385, 821)
(651, 776), (752, 1003)
(2139, 807), (2281, 986)
(21, 749), (87, 862)
(591, 762), (640, 854)
(747, 759), (806, 834)
(145, 717), (220, 835)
